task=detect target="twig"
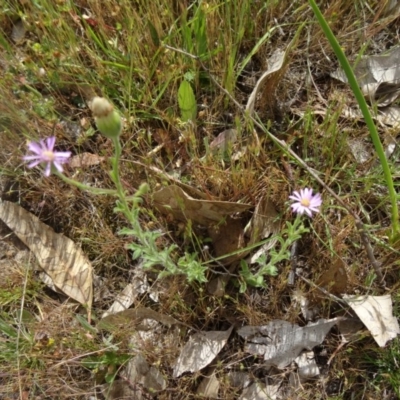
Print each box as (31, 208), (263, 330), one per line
(163, 44), (384, 285)
(296, 273), (348, 306)
(288, 240), (299, 286)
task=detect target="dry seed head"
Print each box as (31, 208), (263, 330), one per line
(90, 96), (114, 117)
(90, 97), (122, 138)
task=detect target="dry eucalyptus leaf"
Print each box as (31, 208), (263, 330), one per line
(69, 152), (104, 168)
(153, 185), (252, 226)
(102, 267), (152, 318)
(304, 101), (400, 127)
(0, 201), (93, 309)
(343, 294), (400, 347)
(173, 326), (233, 378)
(196, 369), (220, 399)
(332, 46), (400, 106)
(238, 318), (339, 369)
(377, 105), (400, 127)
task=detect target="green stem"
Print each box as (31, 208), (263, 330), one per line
(309, 0), (400, 240)
(110, 137), (134, 225)
(109, 138), (154, 250)
(55, 171), (118, 196)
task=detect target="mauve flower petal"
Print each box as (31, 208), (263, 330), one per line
(44, 163), (52, 176)
(54, 151), (72, 161)
(289, 187), (322, 217)
(53, 161), (64, 173)
(27, 142), (43, 154)
(304, 207), (313, 217)
(24, 136), (72, 176)
(23, 155), (41, 161)
(45, 136), (56, 150)
(27, 160), (42, 168)
(289, 191), (301, 201)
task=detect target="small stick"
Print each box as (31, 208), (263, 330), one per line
(288, 240), (299, 286)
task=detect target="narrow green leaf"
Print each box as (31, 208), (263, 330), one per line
(194, 8), (207, 58)
(0, 318), (17, 338)
(147, 20), (160, 47)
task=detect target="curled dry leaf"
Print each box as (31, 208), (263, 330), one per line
(173, 326), (233, 378)
(245, 49), (288, 116)
(153, 185), (252, 226)
(0, 201), (93, 310)
(124, 354), (166, 397)
(343, 294), (400, 347)
(308, 101), (400, 128)
(245, 30), (301, 117)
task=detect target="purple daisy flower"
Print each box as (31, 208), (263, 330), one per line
(23, 136), (71, 176)
(289, 188), (322, 217)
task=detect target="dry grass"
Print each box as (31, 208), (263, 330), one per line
(1, 0), (400, 399)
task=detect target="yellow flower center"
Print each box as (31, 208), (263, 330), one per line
(300, 198), (310, 207)
(43, 150), (55, 161)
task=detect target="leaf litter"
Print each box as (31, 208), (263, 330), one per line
(153, 184), (252, 226)
(237, 318), (340, 369)
(0, 200), (93, 313)
(4, 4), (400, 398)
(343, 294), (400, 347)
(173, 326), (233, 378)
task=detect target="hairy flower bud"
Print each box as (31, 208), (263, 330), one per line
(90, 97), (122, 138)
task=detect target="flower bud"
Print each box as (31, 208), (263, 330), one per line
(90, 97), (122, 138)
